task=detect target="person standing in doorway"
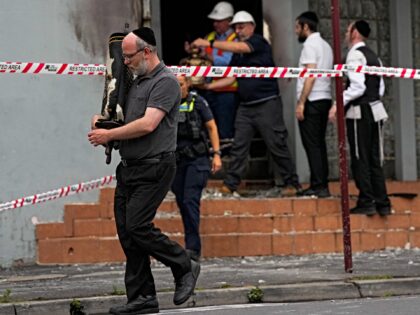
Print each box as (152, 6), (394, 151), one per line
(192, 11), (302, 197)
(185, 1), (239, 147)
(341, 20), (391, 216)
(295, 11), (334, 198)
(88, 27), (200, 314)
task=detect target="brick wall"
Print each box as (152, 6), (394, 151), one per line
(36, 185), (420, 264)
(309, 0), (398, 179)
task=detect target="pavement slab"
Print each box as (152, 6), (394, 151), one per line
(1, 249), (420, 314)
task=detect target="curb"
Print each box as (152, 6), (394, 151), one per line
(2, 278), (420, 314)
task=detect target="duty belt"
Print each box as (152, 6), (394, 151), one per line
(121, 152), (174, 167)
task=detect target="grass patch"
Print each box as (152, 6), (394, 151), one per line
(159, 288), (174, 293)
(70, 298), (86, 315)
(111, 285), (126, 296)
(0, 289), (11, 303)
(247, 286), (263, 303)
(383, 291), (394, 297)
(349, 275), (393, 281)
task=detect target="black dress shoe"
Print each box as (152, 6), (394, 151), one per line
(173, 259), (200, 305)
(377, 206), (391, 216)
(350, 205), (376, 216)
(109, 295), (159, 314)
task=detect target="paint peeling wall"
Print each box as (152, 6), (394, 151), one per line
(0, 0), (142, 267)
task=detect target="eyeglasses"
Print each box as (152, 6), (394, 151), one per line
(122, 49), (145, 61)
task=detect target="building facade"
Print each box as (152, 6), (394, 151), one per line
(0, 0), (418, 266)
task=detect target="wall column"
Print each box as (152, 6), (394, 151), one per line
(262, 0), (310, 183)
(390, 0), (417, 180)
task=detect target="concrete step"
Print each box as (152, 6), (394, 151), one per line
(37, 202), (420, 239)
(37, 228), (420, 264)
(35, 182), (420, 264)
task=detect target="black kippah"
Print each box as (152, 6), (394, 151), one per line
(354, 20), (371, 38)
(132, 27), (156, 46)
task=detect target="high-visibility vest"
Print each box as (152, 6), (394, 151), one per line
(178, 92), (202, 140)
(205, 31), (237, 56)
(205, 31), (238, 93)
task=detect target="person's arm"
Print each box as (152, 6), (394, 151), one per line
(205, 119), (222, 174)
(201, 77), (236, 91)
(328, 103), (337, 123)
(88, 107), (165, 146)
(379, 59), (385, 97)
(343, 49), (366, 106)
(192, 38), (251, 54)
(296, 63), (316, 121)
(213, 50), (234, 66)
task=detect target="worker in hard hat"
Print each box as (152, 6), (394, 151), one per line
(185, 2), (239, 149)
(192, 11), (302, 198)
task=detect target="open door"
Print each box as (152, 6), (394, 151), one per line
(160, 0), (263, 65)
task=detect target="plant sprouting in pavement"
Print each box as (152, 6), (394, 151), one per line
(0, 289), (12, 303)
(247, 286), (263, 303)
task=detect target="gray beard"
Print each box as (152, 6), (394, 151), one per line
(133, 60), (148, 76)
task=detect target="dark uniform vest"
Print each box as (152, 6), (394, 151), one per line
(177, 92), (208, 159)
(347, 46), (381, 106)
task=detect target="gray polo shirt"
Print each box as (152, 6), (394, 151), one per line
(119, 62), (180, 160)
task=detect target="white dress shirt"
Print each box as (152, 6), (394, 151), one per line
(296, 32), (333, 101)
(344, 42), (387, 121)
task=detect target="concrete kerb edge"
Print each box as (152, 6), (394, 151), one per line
(351, 277), (420, 298)
(1, 279), (420, 314)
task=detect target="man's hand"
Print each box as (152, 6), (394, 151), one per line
(296, 101), (305, 121)
(329, 103), (337, 123)
(192, 38), (210, 48)
(91, 114), (102, 130)
(88, 129), (112, 146)
(195, 83), (210, 90)
(211, 155), (222, 174)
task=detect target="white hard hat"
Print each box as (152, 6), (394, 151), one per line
(230, 11), (255, 25)
(207, 2), (234, 20)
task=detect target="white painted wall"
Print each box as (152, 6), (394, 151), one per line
(0, 0), (141, 267)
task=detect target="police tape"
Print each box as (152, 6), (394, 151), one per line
(167, 66), (343, 78)
(0, 175), (115, 213)
(0, 62), (106, 76)
(335, 64), (420, 79)
(0, 61), (341, 77)
(2, 61), (420, 79)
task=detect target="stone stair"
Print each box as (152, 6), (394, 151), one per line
(36, 181), (420, 264)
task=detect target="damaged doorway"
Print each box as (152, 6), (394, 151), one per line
(160, 0), (275, 182)
(160, 0), (262, 65)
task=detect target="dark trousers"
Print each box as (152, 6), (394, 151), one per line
(204, 91), (238, 139)
(346, 104), (390, 208)
(224, 96), (299, 191)
(298, 99), (332, 189)
(114, 154), (190, 302)
(172, 156), (210, 255)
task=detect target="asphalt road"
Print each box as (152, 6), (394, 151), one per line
(159, 295), (420, 315)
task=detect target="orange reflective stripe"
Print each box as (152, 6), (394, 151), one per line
(226, 32), (237, 42)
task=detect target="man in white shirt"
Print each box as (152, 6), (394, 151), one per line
(342, 20), (391, 216)
(295, 11), (334, 198)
